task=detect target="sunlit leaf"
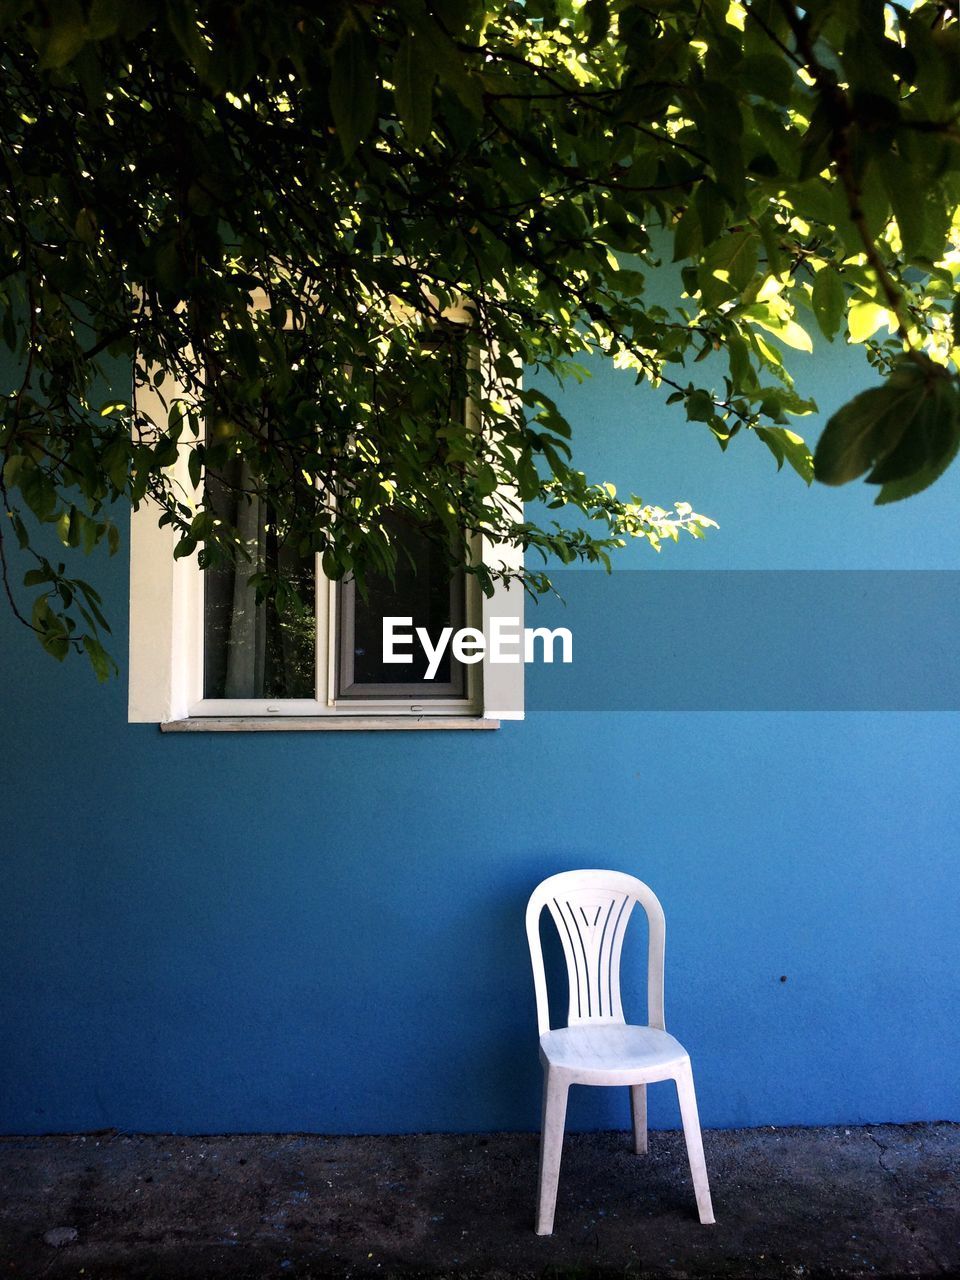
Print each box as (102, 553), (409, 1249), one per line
(847, 301), (889, 344)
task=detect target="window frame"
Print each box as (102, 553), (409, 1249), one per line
(128, 299), (524, 728)
(183, 559), (485, 719)
(335, 568), (471, 701)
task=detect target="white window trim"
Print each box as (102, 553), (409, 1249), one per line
(128, 307), (524, 727)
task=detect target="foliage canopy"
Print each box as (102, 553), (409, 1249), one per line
(2, 0), (960, 675)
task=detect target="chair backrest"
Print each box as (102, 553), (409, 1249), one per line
(525, 869), (666, 1036)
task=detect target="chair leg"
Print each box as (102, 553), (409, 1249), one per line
(630, 1083), (648, 1155)
(675, 1061), (715, 1225)
(535, 1067), (569, 1235)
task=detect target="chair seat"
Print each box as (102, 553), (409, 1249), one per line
(539, 1023), (690, 1084)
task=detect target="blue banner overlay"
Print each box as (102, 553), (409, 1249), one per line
(521, 570), (960, 711)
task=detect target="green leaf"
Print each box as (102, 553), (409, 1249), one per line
(685, 389), (715, 423)
(88, 0), (122, 40)
(880, 155), (925, 261)
(329, 21), (377, 161)
(584, 0), (610, 46)
(76, 580), (109, 631)
(82, 633), (115, 682)
(867, 379), (960, 497)
(102, 439), (129, 492)
(798, 98), (833, 183)
(672, 202), (702, 263)
(875, 426), (960, 503)
(847, 301), (888, 344)
(757, 214), (783, 281)
(727, 334), (757, 392)
(165, 0), (209, 76)
(858, 164), (891, 243)
(739, 53), (795, 106)
(695, 181), (727, 248)
(696, 82), (745, 206)
(401, 12), (482, 117)
(747, 308), (813, 352)
(20, 469), (57, 520)
(709, 230), (759, 293)
(515, 454), (540, 502)
(394, 34), (434, 147)
(74, 207), (98, 245)
(11, 513), (29, 550)
(80, 512), (99, 553)
(173, 535), (197, 560)
(811, 267), (846, 341)
(43, 634), (71, 661)
(814, 361), (937, 486)
(37, 4), (88, 70)
(3, 455), (26, 488)
(756, 426), (814, 483)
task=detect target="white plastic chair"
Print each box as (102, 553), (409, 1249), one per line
(525, 869), (715, 1234)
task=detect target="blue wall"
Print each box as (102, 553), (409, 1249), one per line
(2, 335), (959, 1135)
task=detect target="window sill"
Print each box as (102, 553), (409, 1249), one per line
(159, 716), (500, 733)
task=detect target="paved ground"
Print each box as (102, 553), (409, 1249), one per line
(0, 1124), (957, 1279)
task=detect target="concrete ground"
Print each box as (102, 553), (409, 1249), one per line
(0, 1124), (957, 1279)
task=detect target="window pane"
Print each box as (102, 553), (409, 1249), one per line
(203, 452), (316, 700)
(338, 328), (471, 698)
(339, 519), (467, 696)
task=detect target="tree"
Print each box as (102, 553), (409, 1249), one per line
(2, 0), (959, 677)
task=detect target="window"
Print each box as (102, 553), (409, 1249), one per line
(128, 309), (524, 729)
(336, 514), (469, 700)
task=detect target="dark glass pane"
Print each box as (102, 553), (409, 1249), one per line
(203, 451), (316, 700)
(341, 328), (470, 696)
(343, 519), (466, 693)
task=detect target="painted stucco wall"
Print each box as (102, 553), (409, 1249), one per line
(2, 335), (959, 1134)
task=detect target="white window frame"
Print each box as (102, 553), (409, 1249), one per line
(128, 299), (524, 728)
